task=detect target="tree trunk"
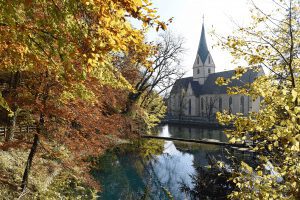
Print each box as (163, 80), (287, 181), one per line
(5, 105), (18, 142)
(5, 115), (17, 141)
(5, 71), (21, 141)
(125, 92), (141, 114)
(21, 113), (44, 192)
(21, 133), (39, 192)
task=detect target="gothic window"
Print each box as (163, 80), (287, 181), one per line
(208, 56), (211, 64)
(201, 98), (204, 110)
(229, 96), (232, 113)
(197, 56), (200, 64)
(188, 99), (192, 115)
(240, 96), (244, 114)
(197, 68), (199, 74)
(208, 68), (211, 74)
(219, 97), (222, 111)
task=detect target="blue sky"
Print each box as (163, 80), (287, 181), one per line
(145, 0), (257, 76)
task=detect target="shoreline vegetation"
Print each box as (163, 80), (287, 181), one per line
(0, 126), (137, 199)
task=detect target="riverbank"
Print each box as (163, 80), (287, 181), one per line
(161, 116), (229, 129)
(0, 133), (133, 199)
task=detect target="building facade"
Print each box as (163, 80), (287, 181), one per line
(168, 23), (264, 121)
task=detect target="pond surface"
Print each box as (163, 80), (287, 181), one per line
(92, 125), (253, 200)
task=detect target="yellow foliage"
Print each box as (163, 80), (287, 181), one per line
(0, 0), (166, 109)
(216, 1), (300, 199)
(137, 92), (166, 131)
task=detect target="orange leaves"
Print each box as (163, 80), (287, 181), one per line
(0, 0), (167, 91)
(0, 0), (170, 193)
(24, 0), (33, 6)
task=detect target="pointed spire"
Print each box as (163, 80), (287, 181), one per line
(197, 19), (209, 64)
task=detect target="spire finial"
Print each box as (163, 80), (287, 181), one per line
(202, 14), (204, 24)
(197, 15), (209, 64)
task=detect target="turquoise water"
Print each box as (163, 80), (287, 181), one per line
(92, 125), (252, 199)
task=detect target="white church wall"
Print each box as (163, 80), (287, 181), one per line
(231, 95), (241, 114)
(168, 94), (178, 115)
(169, 92), (185, 117)
(190, 96), (198, 116)
(251, 97), (261, 112)
(203, 52), (215, 69)
(170, 92), (255, 118)
(196, 94), (254, 116)
(183, 83), (197, 116)
(193, 55), (203, 83)
(217, 94), (227, 113)
(222, 95), (230, 113)
(197, 94), (218, 119)
(195, 97), (200, 116)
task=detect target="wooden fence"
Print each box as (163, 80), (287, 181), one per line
(0, 125), (36, 138)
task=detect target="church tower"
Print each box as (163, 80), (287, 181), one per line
(193, 21), (215, 84)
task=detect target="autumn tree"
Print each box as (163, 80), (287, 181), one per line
(125, 32), (185, 114)
(0, 0), (168, 194)
(216, 0), (300, 199)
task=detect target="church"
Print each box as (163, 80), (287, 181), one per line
(168, 23), (264, 121)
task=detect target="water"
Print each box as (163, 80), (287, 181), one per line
(92, 125), (252, 200)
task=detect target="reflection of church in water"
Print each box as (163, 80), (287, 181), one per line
(168, 125), (227, 142)
(168, 125), (227, 166)
(167, 125), (252, 168)
(168, 22), (263, 120)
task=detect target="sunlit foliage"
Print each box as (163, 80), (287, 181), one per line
(137, 92), (167, 131)
(216, 0), (300, 199)
(0, 0), (169, 197)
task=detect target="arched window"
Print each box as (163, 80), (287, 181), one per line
(208, 68), (211, 74)
(240, 96), (244, 114)
(197, 56), (200, 64)
(208, 56), (211, 64)
(188, 99), (191, 115)
(219, 97), (222, 111)
(229, 96), (232, 113)
(197, 68), (199, 74)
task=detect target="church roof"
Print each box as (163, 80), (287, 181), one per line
(197, 24), (209, 63)
(170, 77), (193, 94)
(201, 68), (261, 94)
(171, 67), (263, 96)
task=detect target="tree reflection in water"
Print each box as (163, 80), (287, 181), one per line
(180, 154), (236, 200)
(92, 125), (254, 200)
